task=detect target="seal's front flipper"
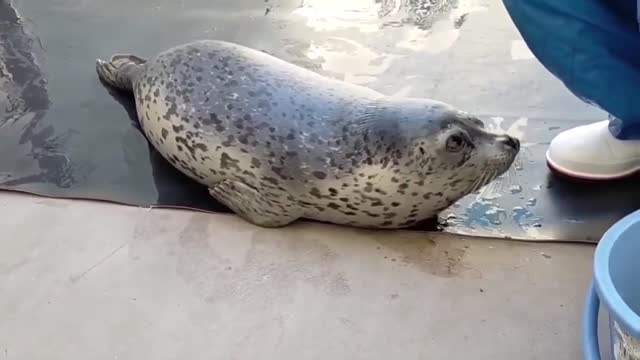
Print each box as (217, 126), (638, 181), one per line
(96, 54), (147, 92)
(209, 180), (299, 228)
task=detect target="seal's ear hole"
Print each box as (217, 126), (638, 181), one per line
(445, 134), (466, 152)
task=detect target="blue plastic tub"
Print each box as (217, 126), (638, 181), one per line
(583, 209), (640, 360)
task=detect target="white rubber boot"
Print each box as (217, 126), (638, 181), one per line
(546, 120), (640, 180)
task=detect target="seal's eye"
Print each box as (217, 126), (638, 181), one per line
(446, 134), (465, 152)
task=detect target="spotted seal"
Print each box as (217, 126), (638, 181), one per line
(96, 40), (520, 229)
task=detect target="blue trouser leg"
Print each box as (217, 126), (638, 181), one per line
(502, 0), (640, 140)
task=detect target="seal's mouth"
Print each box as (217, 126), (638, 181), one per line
(466, 134), (521, 194)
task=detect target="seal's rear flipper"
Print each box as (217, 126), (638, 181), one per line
(96, 54), (147, 92)
(209, 179), (299, 228)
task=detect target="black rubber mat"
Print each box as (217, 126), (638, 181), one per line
(1, 0), (635, 241)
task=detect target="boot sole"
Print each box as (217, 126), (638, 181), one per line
(545, 151), (640, 182)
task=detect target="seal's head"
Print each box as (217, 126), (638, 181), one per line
(375, 98), (520, 203)
(423, 110), (520, 194)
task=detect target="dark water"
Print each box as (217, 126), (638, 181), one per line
(1, 0), (636, 241)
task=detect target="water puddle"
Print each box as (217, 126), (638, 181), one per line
(291, 0), (385, 33)
(304, 37), (404, 84)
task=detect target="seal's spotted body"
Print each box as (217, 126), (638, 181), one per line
(96, 40), (520, 228)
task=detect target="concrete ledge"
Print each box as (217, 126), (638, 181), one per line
(0, 193), (598, 359)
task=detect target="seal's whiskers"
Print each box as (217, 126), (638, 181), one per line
(470, 169), (495, 194)
(478, 169), (500, 197)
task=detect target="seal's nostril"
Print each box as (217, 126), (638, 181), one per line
(511, 138), (520, 151)
(501, 136), (520, 151)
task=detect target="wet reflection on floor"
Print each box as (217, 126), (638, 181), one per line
(1, 0), (632, 241)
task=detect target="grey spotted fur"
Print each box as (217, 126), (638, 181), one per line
(96, 40), (520, 228)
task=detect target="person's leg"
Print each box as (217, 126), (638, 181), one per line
(503, 0), (640, 179)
